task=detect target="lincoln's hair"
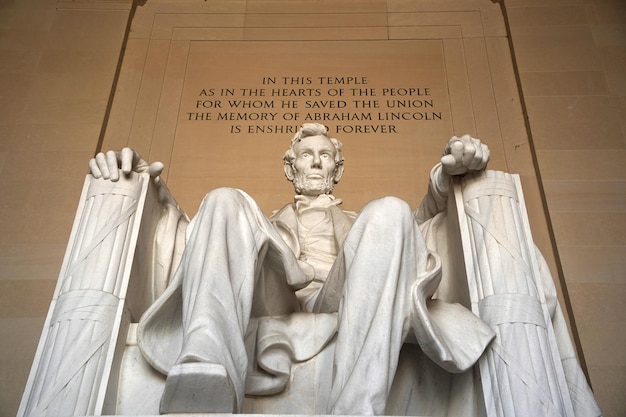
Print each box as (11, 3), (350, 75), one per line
(282, 123), (344, 167)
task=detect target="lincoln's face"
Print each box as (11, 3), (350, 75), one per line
(291, 135), (338, 196)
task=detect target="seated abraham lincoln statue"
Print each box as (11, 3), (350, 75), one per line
(91, 124), (494, 414)
(89, 123), (599, 417)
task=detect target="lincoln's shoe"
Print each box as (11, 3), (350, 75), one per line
(160, 362), (237, 414)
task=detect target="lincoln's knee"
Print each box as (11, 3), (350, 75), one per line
(199, 187), (251, 217)
(203, 187), (242, 203)
(359, 196), (413, 228)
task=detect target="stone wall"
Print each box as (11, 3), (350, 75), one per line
(503, 0), (626, 415)
(0, 1), (623, 416)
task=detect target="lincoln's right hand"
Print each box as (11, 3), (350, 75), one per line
(89, 148), (164, 181)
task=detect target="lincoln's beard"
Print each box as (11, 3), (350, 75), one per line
(292, 176), (335, 196)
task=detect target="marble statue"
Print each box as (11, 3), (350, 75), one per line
(19, 123), (601, 417)
(88, 124), (494, 415)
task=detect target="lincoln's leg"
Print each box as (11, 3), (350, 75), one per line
(328, 197), (428, 415)
(161, 188), (303, 413)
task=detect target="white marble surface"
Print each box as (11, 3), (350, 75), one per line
(19, 125), (601, 416)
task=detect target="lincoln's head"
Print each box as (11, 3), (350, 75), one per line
(283, 123), (344, 196)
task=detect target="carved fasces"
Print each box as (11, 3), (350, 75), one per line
(18, 174), (149, 417)
(454, 170), (586, 417)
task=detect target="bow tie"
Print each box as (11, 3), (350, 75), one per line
(294, 194), (342, 212)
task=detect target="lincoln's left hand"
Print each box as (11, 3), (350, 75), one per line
(440, 135), (489, 177)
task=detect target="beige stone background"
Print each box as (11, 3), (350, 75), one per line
(157, 39), (455, 214)
(0, 0), (624, 416)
